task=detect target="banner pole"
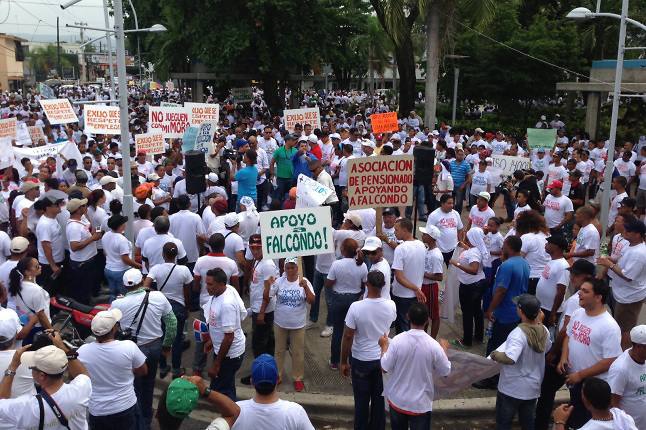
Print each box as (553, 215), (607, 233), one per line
(376, 207), (383, 235)
(297, 256), (304, 281)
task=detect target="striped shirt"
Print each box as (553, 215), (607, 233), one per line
(449, 160), (471, 187)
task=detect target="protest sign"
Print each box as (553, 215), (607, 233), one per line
(490, 154), (530, 176)
(39, 83), (55, 99)
(181, 126), (199, 153)
(16, 123), (31, 146)
(195, 122), (216, 153)
(283, 108), (321, 132)
(160, 102), (180, 107)
(432, 350), (501, 400)
(232, 87), (253, 103)
(135, 132), (165, 155)
(9, 141), (83, 176)
(347, 156), (414, 209)
(185, 102), (219, 126)
(295, 174), (333, 208)
(527, 128), (557, 151)
(370, 112), (398, 133)
(28, 126), (45, 144)
(84, 106), (121, 134)
(149, 106), (191, 138)
(260, 206), (333, 260)
(0, 118), (17, 140)
(39, 99), (78, 124)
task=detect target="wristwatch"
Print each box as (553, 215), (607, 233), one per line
(66, 351), (79, 360)
(4, 369), (16, 376)
(201, 388), (212, 398)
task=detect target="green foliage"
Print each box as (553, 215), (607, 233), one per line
(27, 45), (77, 81)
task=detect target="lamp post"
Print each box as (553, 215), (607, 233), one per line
(446, 55), (468, 126)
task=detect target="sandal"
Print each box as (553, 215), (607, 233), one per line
(451, 339), (471, 349)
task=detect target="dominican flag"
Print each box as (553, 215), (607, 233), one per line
(193, 319), (210, 342)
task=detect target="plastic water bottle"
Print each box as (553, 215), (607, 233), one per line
(549, 326), (556, 343)
(485, 321), (493, 339)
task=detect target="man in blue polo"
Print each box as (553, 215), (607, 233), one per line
(449, 148), (471, 213)
(291, 138), (319, 179)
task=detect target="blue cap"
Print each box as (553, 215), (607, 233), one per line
(67, 158), (78, 167)
(251, 354), (278, 388)
(236, 139), (248, 150)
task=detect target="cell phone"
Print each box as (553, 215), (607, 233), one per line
(95, 226), (102, 233)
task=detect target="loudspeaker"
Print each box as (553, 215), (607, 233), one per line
(185, 150), (207, 194)
(413, 146), (436, 186)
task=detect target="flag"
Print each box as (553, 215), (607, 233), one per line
(193, 319), (210, 342)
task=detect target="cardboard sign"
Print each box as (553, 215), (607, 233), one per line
(39, 83), (55, 99)
(295, 174), (333, 208)
(9, 140), (83, 175)
(160, 102), (180, 107)
(370, 112), (398, 133)
(181, 126), (199, 153)
(195, 122), (216, 153)
(283, 108), (321, 133)
(0, 118), (17, 140)
(28, 126), (45, 144)
(16, 123), (31, 146)
(232, 87), (253, 103)
(432, 350), (502, 399)
(84, 106), (121, 134)
(527, 128), (557, 150)
(260, 206), (334, 260)
(347, 155), (414, 209)
(39, 99), (78, 124)
(149, 106), (191, 138)
(135, 132), (165, 155)
(185, 102), (219, 126)
(490, 154), (530, 176)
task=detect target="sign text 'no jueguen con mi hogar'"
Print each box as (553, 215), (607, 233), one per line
(347, 155), (414, 209)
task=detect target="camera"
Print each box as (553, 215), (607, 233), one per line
(222, 148), (243, 162)
(28, 330), (54, 351)
(115, 327), (137, 344)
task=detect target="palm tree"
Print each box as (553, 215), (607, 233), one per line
(27, 45), (72, 80)
(349, 16), (393, 103)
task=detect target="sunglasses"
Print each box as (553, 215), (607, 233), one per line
(363, 250), (378, 256)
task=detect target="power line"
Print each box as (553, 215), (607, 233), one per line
(13, 0), (104, 7)
(0, 0), (11, 25)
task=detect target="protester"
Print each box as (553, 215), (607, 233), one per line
(517, 210), (551, 295)
(103, 214), (141, 301)
(9, 257), (52, 344)
(536, 235), (570, 329)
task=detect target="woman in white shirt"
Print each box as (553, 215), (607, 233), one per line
(516, 210), (551, 295)
(8, 257), (52, 344)
(326, 238), (368, 369)
(265, 257), (315, 392)
(102, 215), (141, 301)
(449, 227), (489, 349)
(88, 188), (110, 298)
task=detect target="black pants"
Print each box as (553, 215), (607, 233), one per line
(37, 260), (66, 296)
(459, 280), (487, 346)
(535, 353), (565, 430)
(568, 380), (592, 429)
(251, 311), (275, 358)
(528, 278), (540, 296)
(442, 250), (454, 268)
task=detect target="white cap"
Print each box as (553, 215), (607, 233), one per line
(431, 130), (439, 136)
(540, 115), (547, 121)
(361, 139), (375, 149)
(419, 225), (441, 240)
(308, 134), (318, 143)
(343, 213), (362, 228)
(91, 309), (122, 336)
(285, 257), (298, 266)
(474, 127), (485, 134)
(207, 172), (219, 183)
(362, 236), (383, 251)
(298, 136), (308, 143)
(485, 157), (493, 163)
(10, 236), (29, 253)
(123, 268), (143, 287)
(0, 308), (20, 340)
(99, 176), (117, 186)
(147, 173), (160, 181)
(223, 212), (239, 228)
(478, 191), (491, 201)
(21, 345), (68, 375)
(330, 133), (341, 140)
(630, 325), (646, 344)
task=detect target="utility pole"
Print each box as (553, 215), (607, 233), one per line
(75, 21), (88, 82)
(57, 17), (61, 78)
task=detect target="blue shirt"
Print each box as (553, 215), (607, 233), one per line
(492, 256), (530, 323)
(290, 151), (318, 179)
(449, 159), (471, 187)
(234, 165), (258, 201)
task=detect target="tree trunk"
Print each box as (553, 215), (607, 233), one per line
(395, 39), (416, 116)
(424, 5), (440, 130)
(262, 72), (283, 113)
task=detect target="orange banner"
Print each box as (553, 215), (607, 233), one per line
(370, 112), (398, 133)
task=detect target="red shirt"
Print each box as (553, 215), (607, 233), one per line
(309, 144), (322, 162)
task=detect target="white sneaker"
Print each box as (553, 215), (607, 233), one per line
(320, 326), (333, 337)
(305, 320), (317, 330)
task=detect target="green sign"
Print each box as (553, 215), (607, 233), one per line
(260, 207), (333, 259)
(527, 128), (557, 151)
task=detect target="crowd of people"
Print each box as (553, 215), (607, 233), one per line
(0, 83), (644, 430)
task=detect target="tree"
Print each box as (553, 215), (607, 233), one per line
(349, 16), (393, 101)
(27, 45), (74, 81)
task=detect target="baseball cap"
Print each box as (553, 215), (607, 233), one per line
(567, 259), (596, 276)
(0, 308), (20, 340)
(298, 136), (308, 143)
(343, 213), (362, 228)
(537, 148), (546, 153)
(284, 134), (297, 141)
(67, 198), (88, 213)
(546, 235), (569, 251)
(419, 225), (441, 240)
(548, 180), (563, 189)
(619, 197), (636, 208)
(21, 345), (68, 375)
(148, 173), (160, 181)
(21, 181), (39, 192)
(478, 191), (491, 201)
(67, 159), (78, 167)
(99, 176), (117, 186)
(75, 170), (88, 181)
(361, 139), (375, 149)
(165, 378), (199, 418)
(123, 268), (143, 287)
(362, 236), (383, 252)
(540, 115), (547, 121)
(10, 236), (29, 253)
(330, 133), (341, 140)
(249, 234), (262, 247)
(284, 257), (298, 266)
(382, 207), (397, 216)
(624, 220), (646, 236)
(223, 212), (239, 228)
(630, 325), (646, 345)
(512, 294), (541, 320)
(251, 354), (279, 389)
(474, 127), (484, 134)
(91, 309), (122, 336)
(137, 149), (146, 155)
(213, 199), (228, 213)
(308, 134), (318, 143)
(41, 195), (64, 208)
(207, 172), (218, 183)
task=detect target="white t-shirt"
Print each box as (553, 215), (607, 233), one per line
(141, 234), (187, 272)
(270, 276), (315, 329)
(422, 247), (444, 287)
(0, 261), (18, 310)
(249, 259), (277, 313)
(217, 229), (245, 276)
(559, 291), (581, 332)
(536, 258), (570, 312)
(566, 308), (622, 378)
(610, 242), (646, 304)
(381, 329), (451, 413)
(639, 163), (646, 190)
(169, 210), (206, 263)
(608, 349), (646, 429)
(0, 231), (10, 266)
(77, 340), (146, 416)
(573, 224), (600, 264)
(204, 285), (246, 358)
(14, 281), (50, 326)
(496, 325), (551, 400)
(392, 240), (426, 298)
(102, 231), (132, 272)
(237, 212), (260, 246)
(365, 259), (392, 300)
(521, 232), (551, 278)
(514, 204), (531, 220)
(427, 208), (463, 253)
(609, 191), (628, 228)
(470, 170), (493, 196)
(456, 247), (486, 285)
(110, 290), (172, 345)
(66, 219), (98, 262)
(486, 232), (504, 266)
(0, 374), (91, 430)
(148, 263), (193, 306)
(232, 399), (314, 430)
(327, 258), (368, 294)
(614, 159), (636, 179)
(345, 297), (396, 361)
(546, 164), (567, 187)
(543, 194), (573, 228)
(333, 229), (366, 259)
(578, 410), (637, 430)
(36, 216), (65, 265)
(468, 205), (496, 230)
(194, 253), (239, 306)
(315, 252), (335, 274)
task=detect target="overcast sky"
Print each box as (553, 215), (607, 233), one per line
(1, 0), (117, 46)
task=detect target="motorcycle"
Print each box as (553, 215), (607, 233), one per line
(50, 296), (110, 348)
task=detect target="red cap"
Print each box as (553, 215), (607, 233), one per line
(548, 180), (563, 189)
(137, 149), (146, 155)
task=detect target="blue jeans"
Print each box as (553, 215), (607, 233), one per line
(330, 292), (360, 365)
(459, 280), (487, 346)
(496, 391), (536, 430)
(160, 300), (187, 376)
(309, 270), (332, 326)
(105, 267), (128, 302)
(351, 358), (385, 430)
(210, 353), (244, 401)
(89, 404), (140, 430)
(453, 185), (466, 214)
(393, 295), (417, 334)
(503, 190), (516, 219)
(274, 177), (294, 202)
(389, 408), (432, 430)
(69, 258), (95, 305)
(134, 338), (162, 430)
(405, 185), (426, 219)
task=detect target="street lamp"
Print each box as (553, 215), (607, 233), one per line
(446, 55), (468, 126)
